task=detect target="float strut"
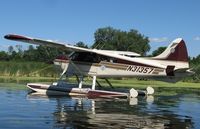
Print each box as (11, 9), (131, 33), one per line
(92, 76), (96, 90)
(78, 76), (83, 88)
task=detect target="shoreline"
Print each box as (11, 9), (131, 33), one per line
(0, 76), (199, 89)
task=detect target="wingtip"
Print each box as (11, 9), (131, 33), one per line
(4, 34), (11, 39)
(4, 34), (32, 41)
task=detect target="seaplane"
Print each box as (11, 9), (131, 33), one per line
(4, 34), (193, 98)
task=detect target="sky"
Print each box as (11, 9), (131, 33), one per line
(0, 0), (200, 57)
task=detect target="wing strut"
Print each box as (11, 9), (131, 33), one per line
(105, 78), (114, 89)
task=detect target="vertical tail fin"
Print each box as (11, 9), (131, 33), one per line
(154, 38), (188, 62)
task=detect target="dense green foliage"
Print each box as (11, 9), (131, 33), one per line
(92, 27), (150, 55)
(152, 47), (167, 56)
(1, 45), (69, 63)
(75, 41), (88, 48)
(187, 56), (200, 82)
(0, 42), (88, 63)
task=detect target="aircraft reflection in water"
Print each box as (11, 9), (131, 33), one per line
(27, 94), (193, 129)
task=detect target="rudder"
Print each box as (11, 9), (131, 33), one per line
(154, 38), (188, 62)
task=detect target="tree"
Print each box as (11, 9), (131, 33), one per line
(8, 46), (14, 55)
(92, 27), (150, 55)
(28, 45), (35, 51)
(15, 45), (23, 58)
(34, 45), (65, 63)
(152, 47), (166, 57)
(0, 51), (9, 61)
(75, 41), (88, 48)
(23, 45), (37, 61)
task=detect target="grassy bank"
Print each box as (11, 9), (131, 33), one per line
(0, 61), (199, 89)
(0, 75), (200, 89)
(0, 83), (27, 90)
(3, 76), (197, 88)
(81, 78), (200, 89)
(0, 61), (59, 77)
(0, 76), (58, 84)
(1, 77), (200, 97)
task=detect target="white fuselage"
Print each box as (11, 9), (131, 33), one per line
(54, 59), (167, 77)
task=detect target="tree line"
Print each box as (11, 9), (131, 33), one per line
(0, 45), (65, 63)
(0, 27), (200, 82)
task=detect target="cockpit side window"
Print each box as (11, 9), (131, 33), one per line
(71, 52), (100, 63)
(71, 52), (118, 63)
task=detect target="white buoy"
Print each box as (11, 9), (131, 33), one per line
(146, 86), (154, 95)
(129, 88), (138, 98)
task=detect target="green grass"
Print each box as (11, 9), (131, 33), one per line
(107, 79), (200, 88)
(0, 83), (27, 90)
(0, 75), (199, 89)
(0, 61), (59, 77)
(0, 76), (58, 84)
(0, 61), (199, 88)
(67, 77), (200, 89)
(1, 76), (199, 88)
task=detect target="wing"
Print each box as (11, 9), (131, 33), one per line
(4, 34), (165, 68)
(4, 34), (141, 56)
(4, 34), (91, 52)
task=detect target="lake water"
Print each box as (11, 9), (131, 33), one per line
(0, 84), (200, 129)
